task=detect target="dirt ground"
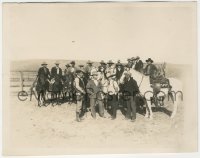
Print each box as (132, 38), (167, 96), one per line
(4, 94), (185, 155)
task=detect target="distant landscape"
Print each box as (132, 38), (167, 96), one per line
(10, 59), (190, 79)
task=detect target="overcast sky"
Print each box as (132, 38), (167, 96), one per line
(3, 2), (197, 64)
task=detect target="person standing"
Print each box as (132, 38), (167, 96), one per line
(105, 60), (116, 78)
(86, 71), (105, 119)
(144, 58), (158, 83)
(107, 74), (119, 120)
(121, 71), (139, 121)
(134, 56), (144, 73)
(50, 61), (63, 91)
(74, 69), (86, 122)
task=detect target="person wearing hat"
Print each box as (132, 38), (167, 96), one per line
(86, 71), (105, 119)
(105, 60), (116, 78)
(144, 58), (158, 82)
(106, 73), (119, 120)
(84, 60), (95, 80)
(74, 69), (87, 122)
(98, 60), (107, 72)
(127, 58), (134, 68)
(36, 62), (51, 106)
(133, 56), (144, 73)
(121, 71), (139, 122)
(68, 61), (78, 77)
(115, 62), (124, 83)
(50, 61), (63, 81)
(64, 64), (71, 76)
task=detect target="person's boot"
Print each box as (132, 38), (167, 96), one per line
(76, 112), (81, 122)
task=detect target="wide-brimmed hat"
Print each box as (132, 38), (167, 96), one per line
(116, 62), (123, 66)
(135, 56), (140, 60)
(87, 60), (93, 64)
(55, 61), (60, 65)
(107, 74), (116, 79)
(127, 58), (131, 61)
(41, 62), (48, 65)
(70, 61), (75, 64)
(107, 60), (114, 64)
(131, 57), (136, 61)
(76, 69), (84, 74)
(65, 64), (71, 67)
(100, 60), (106, 64)
(91, 71), (98, 76)
(79, 64), (84, 67)
(146, 58), (154, 63)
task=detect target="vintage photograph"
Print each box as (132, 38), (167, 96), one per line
(2, 2), (198, 155)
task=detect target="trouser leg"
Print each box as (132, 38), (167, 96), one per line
(90, 98), (96, 118)
(126, 98), (131, 119)
(130, 96), (136, 120)
(112, 95), (118, 118)
(97, 99), (104, 117)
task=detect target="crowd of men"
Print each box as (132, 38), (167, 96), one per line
(37, 56), (162, 122)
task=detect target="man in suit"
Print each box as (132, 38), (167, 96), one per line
(36, 62), (51, 106)
(84, 60), (94, 80)
(74, 69), (86, 122)
(50, 61), (63, 93)
(37, 62), (51, 90)
(115, 62), (124, 82)
(98, 60), (107, 72)
(121, 71), (139, 122)
(144, 58), (158, 83)
(105, 60), (116, 78)
(134, 56), (144, 73)
(86, 71), (105, 119)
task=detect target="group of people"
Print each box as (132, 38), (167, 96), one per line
(36, 56), (163, 122)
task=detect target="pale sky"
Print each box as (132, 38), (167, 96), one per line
(3, 2), (197, 64)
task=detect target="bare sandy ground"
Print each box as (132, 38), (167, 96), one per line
(3, 94), (185, 155)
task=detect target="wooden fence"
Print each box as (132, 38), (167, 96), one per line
(10, 71), (37, 96)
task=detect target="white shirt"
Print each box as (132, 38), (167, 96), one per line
(107, 80), (119, 95)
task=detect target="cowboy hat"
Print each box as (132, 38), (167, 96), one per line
(127, 58), (131, 61)
(87, 60), (93, 64)
(76, 69), (84, 74)
(91, 71), (98, 76)
(116, 62), (123, 66)
(70, 61), (75, 64)
(79, 64), (84, 67)
(135, 56), (140, 60)
(65, 64), (71, 67)
(55, 61), (60, 65)
(131, 57), (136, 61)
(107, 74), (116, 79)
(100, 60), (106, 64)
(146, 58), (154, 63)
(41, 62), (48, 65)
(107, 60), (114, 64)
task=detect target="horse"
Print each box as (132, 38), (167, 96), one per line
(35, 75), (49, 107)
(120, 67), (182, 119)
(49, 76), (63, 106)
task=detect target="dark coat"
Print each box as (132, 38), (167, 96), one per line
(121, 77), (139, 97)
(135, 60), (143, 72)
(144, 64), (158, 78)
(115, 67), (124, 81)
(50, 67), (63, 92)
(51, 66), (63, 80)
(36, 67), (50, 91)
(86, 80), (102, 99)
